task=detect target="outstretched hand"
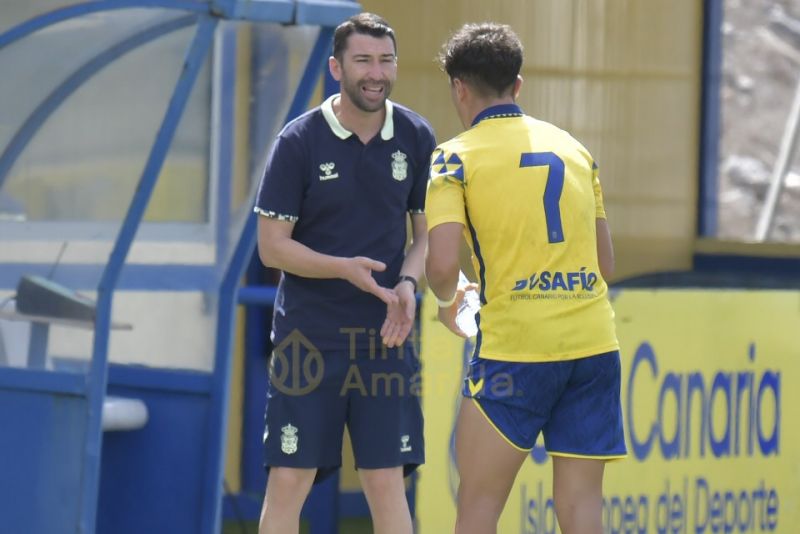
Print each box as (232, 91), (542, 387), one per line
(341, 256), (398, 305)
(380, 280), (416, 347)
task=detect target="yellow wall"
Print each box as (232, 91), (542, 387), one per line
(418, 288), (798, 533)
(362, 0), (703, 280)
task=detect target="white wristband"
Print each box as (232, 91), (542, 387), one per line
(436, 293), (457, 308)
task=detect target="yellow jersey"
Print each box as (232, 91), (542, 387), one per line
(426, 104), (618, 362)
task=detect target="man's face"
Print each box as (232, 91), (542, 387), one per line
(333, 33), (397, 112)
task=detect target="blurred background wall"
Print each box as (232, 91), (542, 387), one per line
(360, 0), (703, 281)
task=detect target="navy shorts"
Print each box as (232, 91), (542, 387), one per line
(264, 342), (424, 483)
(463, 350), (627, 459)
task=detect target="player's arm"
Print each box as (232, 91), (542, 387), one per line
(257, 215), (397, 305)
(424, 147), (470, 336)
(591, 161), (615, 281)
(426, 222), (462, 303)
(425, 147), (466, 301)
(427, 222), (470, 338)
(596, 217), (614, 281)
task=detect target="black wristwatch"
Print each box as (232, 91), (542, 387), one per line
(397, 275), (418, 293)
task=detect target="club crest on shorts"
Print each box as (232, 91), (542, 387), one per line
(281, 423), (299, 454)
(391, 150), (408, 181)
(400, 434), (412, 453)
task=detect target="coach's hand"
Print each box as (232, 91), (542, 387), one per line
(381, 279), (416, 347)
(341, 256), (398, 305)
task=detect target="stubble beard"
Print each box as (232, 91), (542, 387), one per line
(341, 77), (393, 113)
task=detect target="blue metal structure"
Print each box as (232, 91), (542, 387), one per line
(0, 1), (359, 533)
(0, 14), (198, 188)
(88, 17), (217, 532)
(698, 0), (723, 237)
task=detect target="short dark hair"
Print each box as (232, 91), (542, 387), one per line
(333, 13), (397, 61)
(439, 23), (523, 97)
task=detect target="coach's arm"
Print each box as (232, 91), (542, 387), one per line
(257, 215), (397, 305)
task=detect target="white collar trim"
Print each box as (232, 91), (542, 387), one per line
(321, 94), (394, 141)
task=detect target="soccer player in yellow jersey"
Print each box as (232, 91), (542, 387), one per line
(426, 23), (626, 534)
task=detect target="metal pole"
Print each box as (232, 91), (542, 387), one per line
(755, 76), (800, 241)
(82, 16), (217, 533)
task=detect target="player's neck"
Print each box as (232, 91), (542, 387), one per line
(467, 96), (516, 127)
(333, 94), (385, 143)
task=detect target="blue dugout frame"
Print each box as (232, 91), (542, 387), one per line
(0, 14), (198, 189)
(86, 15), (218, 532)
(0, 0), (360, 532)
(698, 0), (723, 237)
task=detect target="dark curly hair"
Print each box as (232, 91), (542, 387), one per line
(333, 13), (397, 62)
(439, 23), (523, 97)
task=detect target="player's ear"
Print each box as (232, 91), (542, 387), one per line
(452, 78), (467, 102)
(513, 75), (523, 99)
(329, 56), (342, 81)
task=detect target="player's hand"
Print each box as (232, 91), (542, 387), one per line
(380, 279), (416, 347)
(437, 294), (467, 338)
(436, 281), (479, 338)
(341, 256), (398, 305)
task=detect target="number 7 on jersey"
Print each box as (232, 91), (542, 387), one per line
(520, 152), (565, 244)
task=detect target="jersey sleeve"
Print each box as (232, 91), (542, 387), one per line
(592, 162), (607, 220)
(254, 131), (307, 222)
(425, 147), (467, 230)
(408, 124), (437, 214)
